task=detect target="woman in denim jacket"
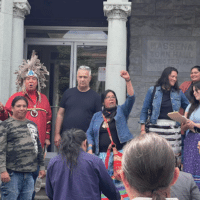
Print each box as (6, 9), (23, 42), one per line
(87, 70), (135, 200)
(140, 67), (189, 163)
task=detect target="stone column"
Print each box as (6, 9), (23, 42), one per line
(10, 0), (30, 95)
(103, 0), (131, 105)
(0, 0), (14, 104)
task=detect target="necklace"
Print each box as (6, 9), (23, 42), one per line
(30, 105), (38, 117)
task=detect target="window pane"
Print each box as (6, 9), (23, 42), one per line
(77, 45), (107, 94)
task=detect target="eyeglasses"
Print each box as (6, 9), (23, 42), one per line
(105, 96), (116, 99)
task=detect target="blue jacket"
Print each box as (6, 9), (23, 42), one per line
(140, 86), (189, 125)
(46, 150), (120, 200)
(86, 95), (135, 155)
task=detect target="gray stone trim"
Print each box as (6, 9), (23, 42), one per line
(103, 3), (131, 21)
(13, 1), (31, 19)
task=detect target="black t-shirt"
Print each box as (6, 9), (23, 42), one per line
(158, 89), (173, 120)
(99, 119), (125, 152)
(59, 87), (101, 132)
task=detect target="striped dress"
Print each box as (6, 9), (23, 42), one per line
(149, 119), (181, 159)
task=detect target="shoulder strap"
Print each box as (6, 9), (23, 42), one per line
(102, 114), (115, 145)
(149, 86), (156, 114)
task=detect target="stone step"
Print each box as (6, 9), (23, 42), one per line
(34, 195), (49, 200)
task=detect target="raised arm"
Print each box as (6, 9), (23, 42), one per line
(120, 70), (134, 96)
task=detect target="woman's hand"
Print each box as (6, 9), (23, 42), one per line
(181, 121), (189, 132)
(140, 124), (146, 134)
(120, 70), (134, 96)
(186, 120), (196, 130)
(88, 149), (93, 154)
(87, 145), (93, 154)
(120, 70), (130, 82)
(181, 120), (195, 132)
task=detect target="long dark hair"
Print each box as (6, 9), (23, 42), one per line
(60, 129), (87, 170)
(187, 81), (200, 118)
(155, 67), (179, 91)
(122, 133), (175, 200)
(11, 96), (28, 107)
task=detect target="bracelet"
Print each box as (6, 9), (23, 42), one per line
(87, 146), (92, 151)
(125, 79), (131, 82)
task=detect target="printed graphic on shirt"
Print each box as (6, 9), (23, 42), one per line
(27, 123), (38, 154)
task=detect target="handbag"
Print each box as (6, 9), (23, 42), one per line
(103, 115), (122, 181)
(145, 86), (156, 133)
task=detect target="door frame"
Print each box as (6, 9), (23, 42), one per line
(24, 26), (108, 87)
(24, 26), (107, 152)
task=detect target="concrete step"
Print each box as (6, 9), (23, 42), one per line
(34, 196), (49, 200)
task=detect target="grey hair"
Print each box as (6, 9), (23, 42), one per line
(122, 133), (175, 200)
(77, 65), (91, 76)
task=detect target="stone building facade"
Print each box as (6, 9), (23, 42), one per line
(1, 0), (200, 139)
(128, 0), (200, 136)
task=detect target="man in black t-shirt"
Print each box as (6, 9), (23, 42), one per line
(54, 66), (101, 147)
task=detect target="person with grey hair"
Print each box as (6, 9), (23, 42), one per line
(120, 133), (180, 200)
(46, 129), (120, 200)
(54, 65), (101, 147)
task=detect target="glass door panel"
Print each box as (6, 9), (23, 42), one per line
(77, 45), (107, 94)
(28, 45), (71, 104)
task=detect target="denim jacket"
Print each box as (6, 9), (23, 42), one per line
(86, 95), (135, 155)
(140, 86), (189, 125)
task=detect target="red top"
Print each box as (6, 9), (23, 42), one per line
(0, 90), (52, 148)
(179, 81), (192, 116)
(180, 81), (192, 94)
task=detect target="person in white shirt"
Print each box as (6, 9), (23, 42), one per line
(120, 133), (179, 200)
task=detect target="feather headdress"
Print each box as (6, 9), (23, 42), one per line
(15, 50), (49, 93)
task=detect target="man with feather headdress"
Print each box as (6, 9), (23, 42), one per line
(0, 51), (52, 149)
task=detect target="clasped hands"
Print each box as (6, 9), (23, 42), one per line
(181, 119), (196, 132)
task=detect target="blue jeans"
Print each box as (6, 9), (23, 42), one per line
(1, 169), (34, 200)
